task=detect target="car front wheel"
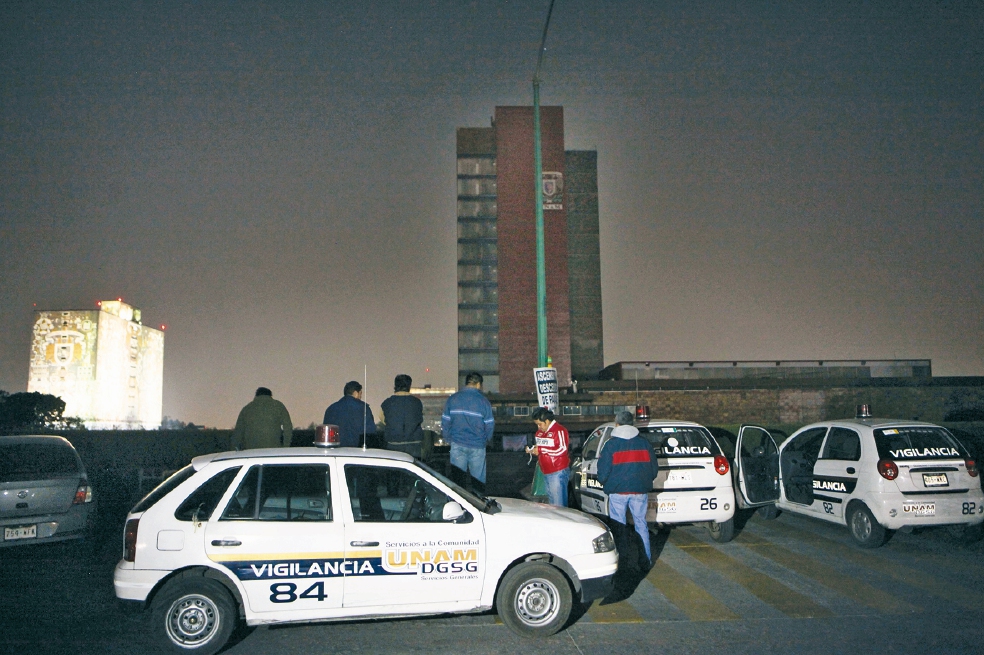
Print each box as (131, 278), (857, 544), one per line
(151, 576), (238, 655)
(496, 562), (573, 638)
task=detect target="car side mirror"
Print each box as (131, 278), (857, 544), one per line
(443, 501), (470, 523)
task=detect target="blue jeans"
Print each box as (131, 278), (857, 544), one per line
(543, 468), (570, 507)
(608, 492), (651, 559)
(450, 443), (487, 483)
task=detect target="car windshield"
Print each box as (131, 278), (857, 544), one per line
(874, 427), (968, 460)
(638, 426), (720, 457)
(0, 442), (80, 482)
(415, 460), (493, 513)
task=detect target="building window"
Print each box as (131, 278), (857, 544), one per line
(457, 178), (497, 196)
(457, 241), (497, 262)
(458, 352), (499, 372)
(457, 158), (496, 176)
(457, 264), (498, 282)
(457, 199), (497, 218)
(513, 406), (530, 417)
(458, 307), (498, 326)
(458, 329), (498, 349)
(457, 220), (497, 239)
(562, 406), (582, 416)
(458, 286), (498, 304)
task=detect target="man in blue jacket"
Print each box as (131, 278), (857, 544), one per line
(598, 410), (659, 570)
(441, 372), (495, 490)
(323, 381), (377, 448)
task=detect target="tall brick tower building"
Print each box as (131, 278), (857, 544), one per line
(456, 106), (603, 394)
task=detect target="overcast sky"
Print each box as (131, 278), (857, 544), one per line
(2, 1), (981, 428)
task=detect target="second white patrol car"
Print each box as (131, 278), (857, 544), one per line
(114, 446), (617, 654)
(572, 419), (779, 542)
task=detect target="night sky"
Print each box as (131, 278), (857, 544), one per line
(2, 1), (981, 428)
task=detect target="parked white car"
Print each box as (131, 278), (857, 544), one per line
(572, 420), (778, 542)
(114, 447), (617, 654)
(749, 415), (984, 547)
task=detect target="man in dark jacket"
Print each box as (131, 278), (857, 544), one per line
(379, 374), (424, 459)
(323, 381), (377, 448)
(597, 410), (659, 569)
(231, 387), (293, 450)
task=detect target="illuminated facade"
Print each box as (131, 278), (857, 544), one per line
(27, 301), (164, 429)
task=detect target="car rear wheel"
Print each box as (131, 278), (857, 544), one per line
(496, 562), (572, 638)
(151, 576), (238, 655)
(707, 517), (735, 543)
(847, 503), (890, 548)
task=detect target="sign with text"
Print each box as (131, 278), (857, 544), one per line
(534, 367), (558, 413)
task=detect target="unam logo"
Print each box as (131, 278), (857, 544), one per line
(385, 548), (478, 574)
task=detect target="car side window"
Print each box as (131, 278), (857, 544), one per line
(582, 432), (603, 460)
(821, 427), (861, 461)
(345, 465), (455, 523)
(220, 464), (332, 521)
(174, 467), (241, 522)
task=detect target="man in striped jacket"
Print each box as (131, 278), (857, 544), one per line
(598, 410), (659, 569)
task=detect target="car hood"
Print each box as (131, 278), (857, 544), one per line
(491, 497), (602, 526)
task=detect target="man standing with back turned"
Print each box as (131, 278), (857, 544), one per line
(379, 374), (424, 459)
(598, 410), (659, 570)
(323, 381), (377, 448)
(441, 372), (494, 491)
(231, 387), (293, 450)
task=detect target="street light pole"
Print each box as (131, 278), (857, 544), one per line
(533, 0), (556, 369)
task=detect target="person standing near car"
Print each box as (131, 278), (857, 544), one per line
(441, 372), (494, 490)
(598, 410), (659, 569)
(379, 374), (424, 459)
(323, 381), (378, 448)
(527, 407), (571, 507)
(231, 387), (293, 450)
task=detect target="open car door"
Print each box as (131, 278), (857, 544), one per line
(735, 425), (780, 507)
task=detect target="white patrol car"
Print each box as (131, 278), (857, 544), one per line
(572, 420), (778, 543)
(114, 446), (617, 654)
(749, 412), (984, 547)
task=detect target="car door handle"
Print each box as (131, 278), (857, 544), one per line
(350, 541), (379, 547)
(210, 540), (242, 547)
(846, 467), (856, 474)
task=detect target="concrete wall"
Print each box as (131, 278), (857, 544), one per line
(596, 382), (984, 425)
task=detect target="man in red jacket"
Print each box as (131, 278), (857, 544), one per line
(527, 407), (571, 507)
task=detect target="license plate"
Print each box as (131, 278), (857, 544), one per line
(4, 524), (37, 541)
(666, 471), (692, 484)
(648, 498), (677, 513)
(902, 503), (936, 517)
(922, 473), (948, 487)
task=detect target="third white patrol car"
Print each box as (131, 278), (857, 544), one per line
(114, 445), (617, 654)
(750, 411), (984, 547)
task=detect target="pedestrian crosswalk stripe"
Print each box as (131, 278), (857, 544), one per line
(735, 530), (918, 614)
(586, 598), (645, 623)
(670, 529), (834, 619)
(646, 560), (741, 622)
(754, 518), (983, 611)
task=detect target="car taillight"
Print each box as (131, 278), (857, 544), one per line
(967, 459), (979, 478)
(124, 518), (140, 562)
(714, 455), (730, 475)
(877, 459), (898, 480)
(73, 481), (93, 504)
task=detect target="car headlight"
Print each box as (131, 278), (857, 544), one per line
(592, 531), (616, 553)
